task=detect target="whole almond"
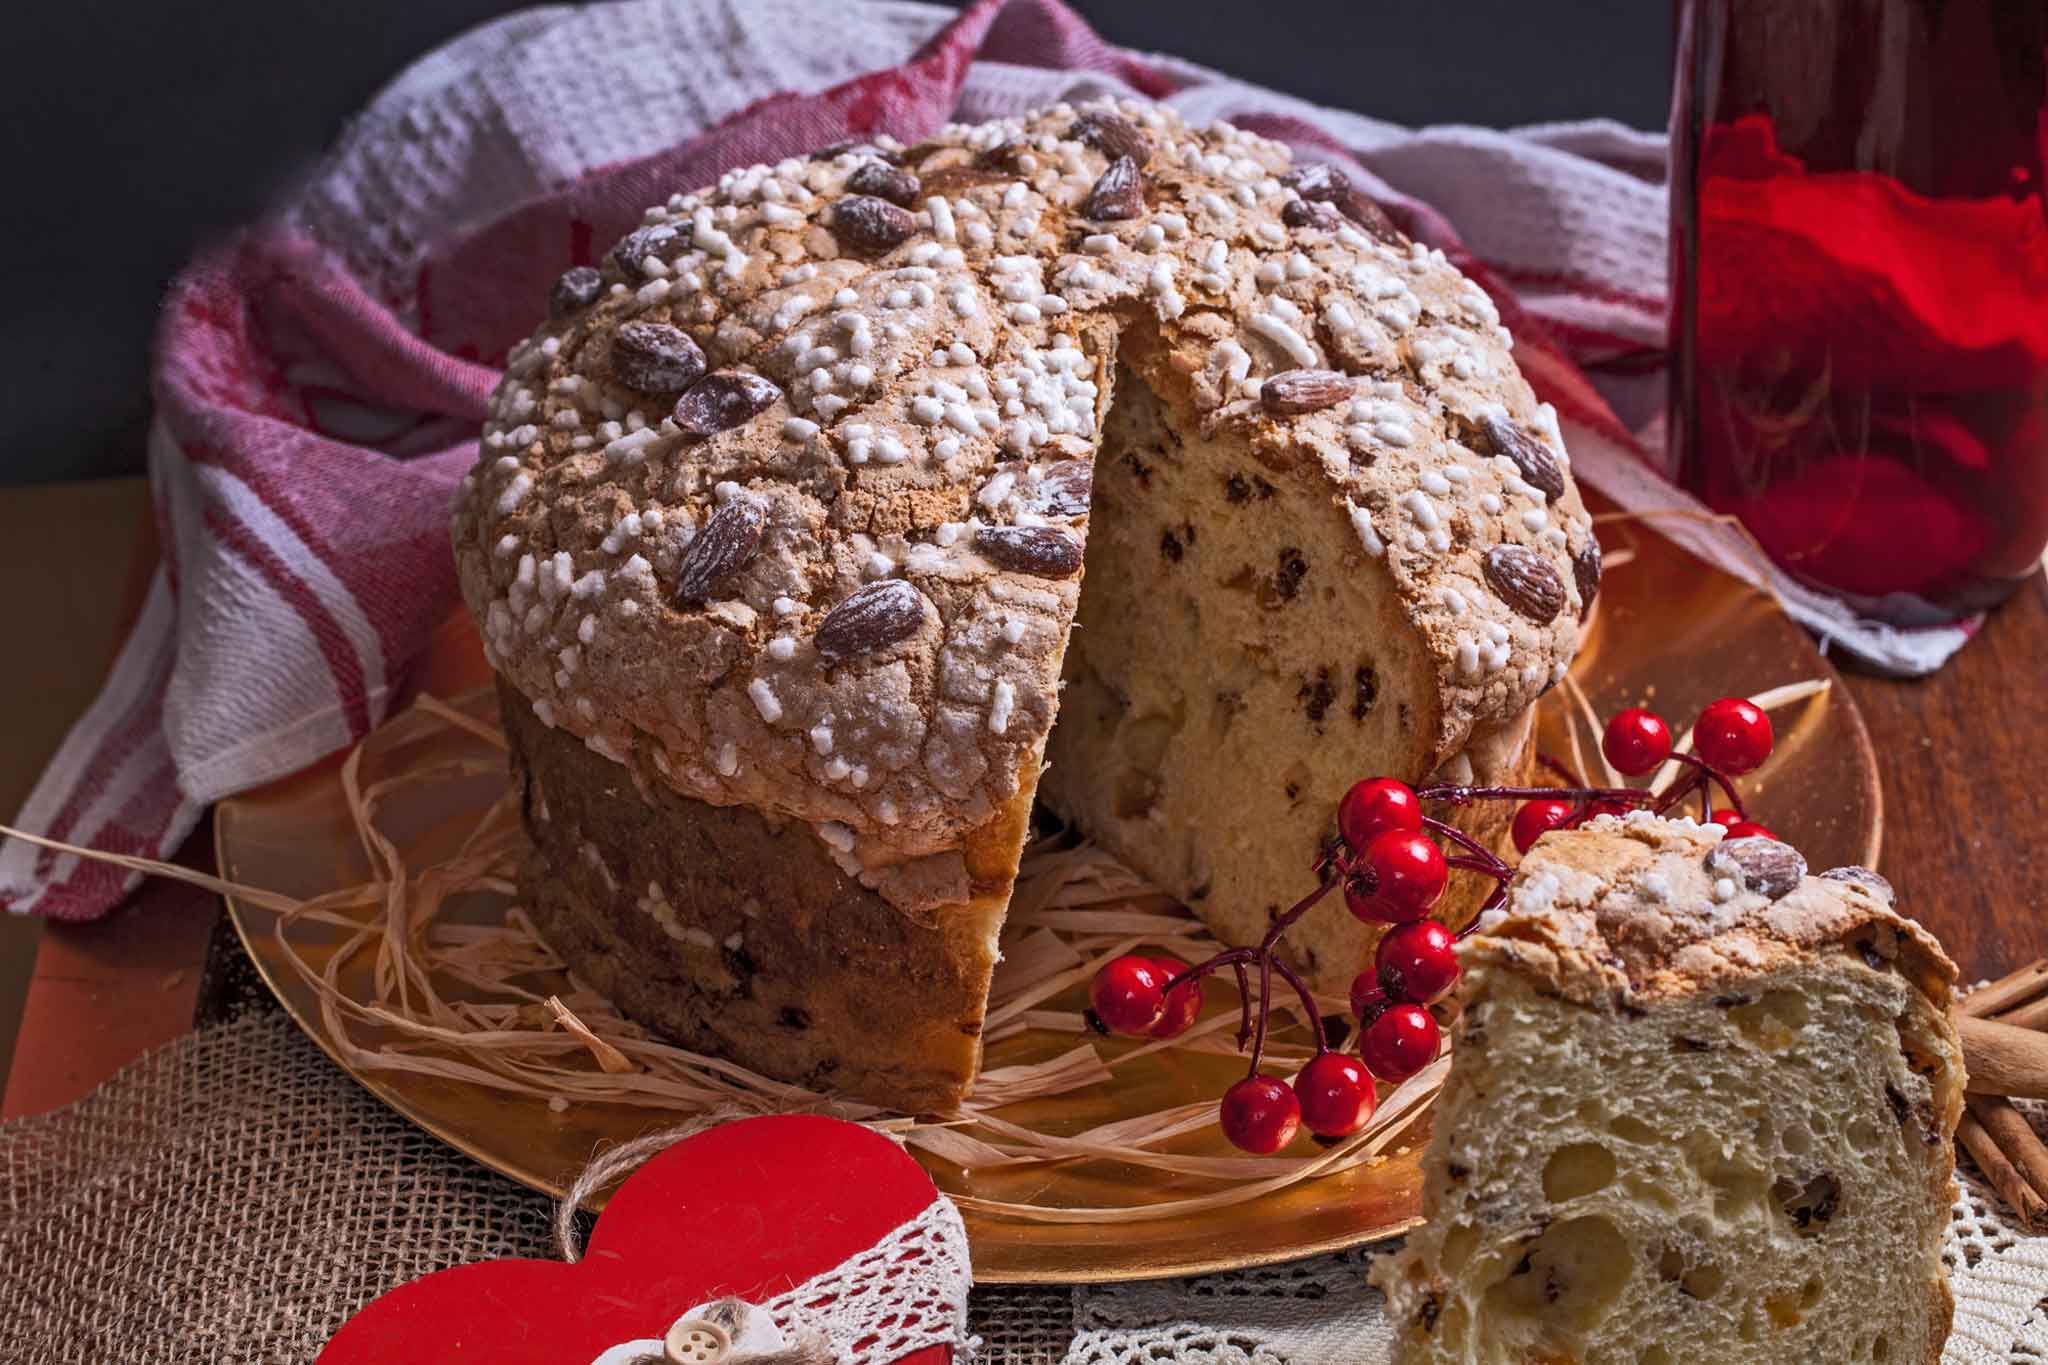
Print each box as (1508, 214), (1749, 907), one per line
(1819, 865), (1893, 903)
(1573, 537), (1602, 611)
(1483, 413), (1568, 503)
(1281, 199), (1344, 232)
(1261, 369), (1353, 416)
(845, 161), (922, 207)
(1083, 157), (1145, 221)
(1282, 164), (1351, 202)
(674, 371), (781, 442)
(1482, 544), (1566, 624)
(675, 498), (767, 603)
(607, 221), (689, 279)
(1027, 460), (1093, 517)
(832, 195), (917, 251)
(611, 323), (707, 394)
(815, 579), (928, 662)
(1339, 190), (1405, 246)
(549, 266), (603, 317)
(1072, 111), (1151, 165)
(976, 525), (1083, 579)
(1712, 837), (1808, 900)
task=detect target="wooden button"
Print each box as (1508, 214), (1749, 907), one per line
(663, 1317), (731, 1363)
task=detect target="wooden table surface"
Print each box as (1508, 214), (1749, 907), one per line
(1, 477), (2045, 1117)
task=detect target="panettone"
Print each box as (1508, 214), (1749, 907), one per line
(1375, 814), (1962, 1364)
(451, 98), (1596, 1111)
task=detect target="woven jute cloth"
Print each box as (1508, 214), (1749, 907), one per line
(0, 1016), (1084, 1363)
(5, 1014), (2048, 1363)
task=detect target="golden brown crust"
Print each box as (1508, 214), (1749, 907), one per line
(504, 681), (1003, 1112)
(1468, 812), (1959, 1017)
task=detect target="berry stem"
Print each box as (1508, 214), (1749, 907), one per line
(1423, 815), (1513, 881)
(1536, 753), (1582, 787)
(1232, 959), (1253, 1050)
(1260, 870), (1343, 952)
(1655, 753), (1747, 819)
(1163, 946), (1256, 996)
(1418, 781), (1652, 808)
(1265, 951), (1329, 1056)
(1250, 950), (1275, 1071)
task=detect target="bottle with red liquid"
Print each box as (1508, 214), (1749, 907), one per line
(1671, 0), (2048, 626)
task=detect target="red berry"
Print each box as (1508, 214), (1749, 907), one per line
(1694, 697), (1773, 775)
(1146, 958), (1202, 1039)
(1220, 1075), (1302, 1153)
(1343, 830), (1448, 924)
(1602, 707), (1672, 776)
(1294, 1052), (1378, 1138)
(1710, 807), (1742, 826)
(1338, 778), (1423, 852)
(1358, 1002), (1441, 1082)
(1376, 920), (1461, 1004)
(1511, 798), (1575, 854)
(1724, 820), (1777, 841)
(1090, 955), (1166, 1035)
(1349, 971), (1384, 1023)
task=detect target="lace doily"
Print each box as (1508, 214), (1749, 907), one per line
(759, 1197), (975, 1364)
(1945, 1102), (2048, 1365)
(1045, 1126), (2048, 1364)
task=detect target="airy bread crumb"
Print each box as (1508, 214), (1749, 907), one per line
(1376, 814), (1962, 1364)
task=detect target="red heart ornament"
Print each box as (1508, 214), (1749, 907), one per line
(322, 1115), (960, 1364)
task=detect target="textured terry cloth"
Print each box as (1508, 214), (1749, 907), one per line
(0, 0), (1974, 922)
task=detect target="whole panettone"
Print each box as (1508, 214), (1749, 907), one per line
(450, 99), (1596, 1111)
(1375, 814), (1962, 1364)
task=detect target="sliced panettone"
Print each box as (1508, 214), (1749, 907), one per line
(1375, 814), (1963, 1365)
(452, 98), (1595, 1110)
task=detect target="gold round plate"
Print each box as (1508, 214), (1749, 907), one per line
(215, 508), (1880, 1284)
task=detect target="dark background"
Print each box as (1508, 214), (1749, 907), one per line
(0, 1), (1670, 487)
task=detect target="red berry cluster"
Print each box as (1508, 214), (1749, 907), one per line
(1086, 696), (1778, 1154)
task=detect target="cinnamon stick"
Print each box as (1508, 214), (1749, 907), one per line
(1950, 962), (2048, 1231)
(1995, 996), (2048, 1033)
(1967, 1094), (2048, 1202)
(1958, 1014), (2048, 1098)
(1961, 959), (2048, 1019)
(1958, 1109), (2048, 1234)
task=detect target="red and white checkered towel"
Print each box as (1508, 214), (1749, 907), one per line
(0, 0), (1973, 922)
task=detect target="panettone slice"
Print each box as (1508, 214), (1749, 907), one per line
(1375, 814), (1963, 1365)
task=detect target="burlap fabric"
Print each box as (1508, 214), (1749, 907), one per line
(5, 1015), (2048, 1363)
(0, 1015), (1080, 1363)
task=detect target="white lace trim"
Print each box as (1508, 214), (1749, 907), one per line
(1945, 1104), (2048, 1365)
(763, 1196), (974, 1363)
(1061, 1151), (2048, 1363)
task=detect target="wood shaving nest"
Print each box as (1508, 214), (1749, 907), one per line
(0, 523), (1832, 1224)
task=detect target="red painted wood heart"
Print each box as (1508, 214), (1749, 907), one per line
(322, 1115), (959, 1364)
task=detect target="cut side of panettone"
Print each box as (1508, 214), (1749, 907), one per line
(1042, 364), (1529, 992)
(1375, 814), (1963, 1365)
